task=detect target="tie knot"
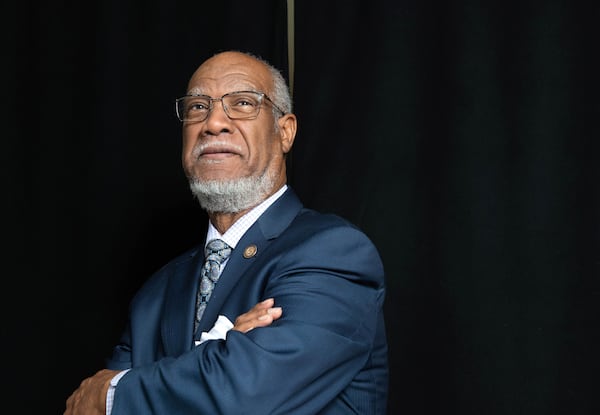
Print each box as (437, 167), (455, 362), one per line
(205, 239), (232, 263)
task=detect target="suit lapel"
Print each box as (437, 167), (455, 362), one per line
(161, 246), (205, 356)
(160, 188), (304, 351)
(197, 188), (304, 334)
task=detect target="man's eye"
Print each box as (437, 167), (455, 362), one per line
(188, 102), (209, 111)
(231, 98), (256, 107)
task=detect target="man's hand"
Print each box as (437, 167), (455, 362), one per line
(232, 298), (282, 333)
(64, 369), (119, 415)
(65, 300), (281, 414)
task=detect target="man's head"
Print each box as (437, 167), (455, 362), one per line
(179, 51), (297, 214)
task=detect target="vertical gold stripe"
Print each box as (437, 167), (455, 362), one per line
(286, 0), (295, 97)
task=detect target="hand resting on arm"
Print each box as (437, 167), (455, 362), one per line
(64, 299), (282, 415)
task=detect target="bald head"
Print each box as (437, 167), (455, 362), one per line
(188, 51), (292, 116)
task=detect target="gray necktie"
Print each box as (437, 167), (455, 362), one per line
(194, 238), (232, 336)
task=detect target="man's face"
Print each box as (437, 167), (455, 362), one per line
(181, 52), (292, 193)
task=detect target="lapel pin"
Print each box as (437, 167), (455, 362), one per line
(243, 244), (258, 258)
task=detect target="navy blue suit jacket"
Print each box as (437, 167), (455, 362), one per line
(106, 188), (388, 414)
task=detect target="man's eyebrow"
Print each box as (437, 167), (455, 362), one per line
(187, 87), (204, 95)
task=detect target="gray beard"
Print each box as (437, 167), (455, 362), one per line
(189, 169), (277, 213)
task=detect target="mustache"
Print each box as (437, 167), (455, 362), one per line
(191, 140), (244, 159)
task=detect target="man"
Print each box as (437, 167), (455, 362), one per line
(65, 50), (388, 414)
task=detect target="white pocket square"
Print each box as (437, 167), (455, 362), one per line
(194, 315), (234, 346)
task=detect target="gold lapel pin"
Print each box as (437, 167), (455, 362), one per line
(243, 244), (258, 258)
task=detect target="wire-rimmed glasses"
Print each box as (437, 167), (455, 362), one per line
(175, 90), (285, 122)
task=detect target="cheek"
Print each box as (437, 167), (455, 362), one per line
(182, 140), (193, 159)
(182, 127), (194, 145)
(181, 133), (198, 172)
(181, 129), (198, 156)
(245, 125), (278, 158)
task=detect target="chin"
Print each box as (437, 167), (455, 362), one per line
(188, 169), (277, 213)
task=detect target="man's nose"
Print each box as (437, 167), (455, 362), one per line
(203, 99), (233, 133)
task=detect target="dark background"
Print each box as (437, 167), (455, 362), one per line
(3, 0), (599, 414)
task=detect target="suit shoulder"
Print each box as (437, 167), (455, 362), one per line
(273, 208), (385, 287)
(291, 209), (382, 262)
(130, 245), (201, 299)
(294, 208), (367, 237)
(151, 244), (202, 276)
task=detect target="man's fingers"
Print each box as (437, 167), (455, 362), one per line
(232, 299), (282, 333)
(257, 298), (275, 309)
(258, 307), (282, 321)
(244, 307), (282, 332)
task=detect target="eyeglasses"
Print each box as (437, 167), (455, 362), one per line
(175, 90), (286, 122)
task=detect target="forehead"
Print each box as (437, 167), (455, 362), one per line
(187, 53), (272, 96)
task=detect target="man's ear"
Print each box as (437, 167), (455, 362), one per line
(277, 113), (297, 154)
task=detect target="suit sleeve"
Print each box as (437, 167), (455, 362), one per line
(111, 223), (386, 415)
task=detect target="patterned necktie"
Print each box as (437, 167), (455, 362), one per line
(194, 238), (232, 336)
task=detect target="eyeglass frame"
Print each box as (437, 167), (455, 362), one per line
(174, 90), (287, 122)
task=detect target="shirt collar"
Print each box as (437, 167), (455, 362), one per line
(205, 184), (288, 249)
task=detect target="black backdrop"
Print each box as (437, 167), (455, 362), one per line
(3, 1), (599, 414)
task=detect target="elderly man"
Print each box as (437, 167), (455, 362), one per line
(65, 50), (388, 415)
